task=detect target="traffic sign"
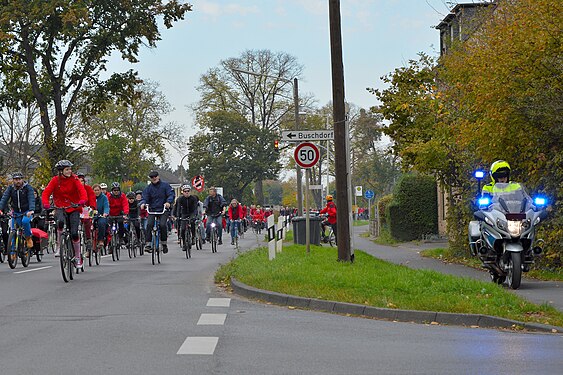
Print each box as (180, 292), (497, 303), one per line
(294, 142), (320, 169)
(281, 130), (334, 142)
(355, 186), (363, 197)
(364, 190), (374, 199)
(191, 175), (205, 192)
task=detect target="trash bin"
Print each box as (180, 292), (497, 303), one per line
(292, 216), (322, 245)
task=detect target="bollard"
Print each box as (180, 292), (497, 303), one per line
(277, 216), (284, 253)
(267, 215), (275, 260)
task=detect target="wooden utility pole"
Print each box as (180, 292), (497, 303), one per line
(329, 0), (352, 262)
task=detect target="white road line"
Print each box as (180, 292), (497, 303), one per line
(14, 266), (52, 274)
(206, 298), (231, 307)
(177, 337), (219, 355)
(101, 255), (112, 258)
(197, 313), (227, 325)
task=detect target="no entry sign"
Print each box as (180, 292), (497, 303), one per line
(191, 175), (205, 192)
(293, 142), (320, 169)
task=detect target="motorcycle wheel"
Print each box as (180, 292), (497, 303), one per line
(506, 252), (522, 290)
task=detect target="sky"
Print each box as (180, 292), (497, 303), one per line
(107, 0), (455, 168)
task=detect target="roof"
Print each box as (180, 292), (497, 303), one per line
(435, 2), (494, 29)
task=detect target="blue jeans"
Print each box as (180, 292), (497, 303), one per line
(13, 213), (32, 237)
(230, 220), (241, 240)
(95, 217), (107, 241)
(206, 215), (223, 240)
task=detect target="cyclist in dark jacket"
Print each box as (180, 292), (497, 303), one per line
(0, 172), (36, 248)
(202, 186), (227, 245)
(140, 171), (175, 253)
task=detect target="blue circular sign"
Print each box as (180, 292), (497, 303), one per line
(364, 190), (374, 199)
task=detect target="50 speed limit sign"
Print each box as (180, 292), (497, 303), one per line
(294, 142), (320, 169)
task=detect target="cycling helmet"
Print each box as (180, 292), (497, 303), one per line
(77, 172), (85, 178)
(181, 184), (191, 191)
(126, 191), (135, 199)
(111, 182), (120, 191)
(326, 195), (333, 201)
(100, 183), (108, 189)
(135, 190), (143, 195)
(55, 159), (73, 171)
(490, 160), (511, 182)
(12, 171), (24, 179)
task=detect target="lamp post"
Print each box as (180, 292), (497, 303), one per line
(180, 153), (189, 183)
(232, 68), (303, 216)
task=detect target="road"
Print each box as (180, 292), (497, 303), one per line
(0, 230), (561, 374)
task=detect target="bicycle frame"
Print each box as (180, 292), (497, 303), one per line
(148, 209), (166, 265)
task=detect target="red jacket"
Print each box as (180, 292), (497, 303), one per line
(252, 210), (265, 222)
(84, 184), (97, 209)
(320, 202), (337, 225)
(108, 192), (129, 216)
(228, 204), (243, 220)
(42, 174), (88, 214)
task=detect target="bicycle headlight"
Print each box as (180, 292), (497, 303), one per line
(211, 223), (216, 228)
(507, 220), (522, 237)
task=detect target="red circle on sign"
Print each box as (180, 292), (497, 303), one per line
(294, 142), (320, 169)
(191, 175), (205, 192)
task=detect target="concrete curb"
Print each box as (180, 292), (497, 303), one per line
(230, 277), (561, 333)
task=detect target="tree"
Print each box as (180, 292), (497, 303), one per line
(77, 81), (183, 182)
(194, 49), (303, 203)
(0, 1), (192, 171)
(187, 110), (281, 201)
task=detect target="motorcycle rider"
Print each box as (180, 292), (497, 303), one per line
(482, 160), (521, 195)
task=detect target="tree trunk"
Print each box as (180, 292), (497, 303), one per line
(255, 179), (265, 205)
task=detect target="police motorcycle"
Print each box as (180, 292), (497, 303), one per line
(468, 179), (548, 289)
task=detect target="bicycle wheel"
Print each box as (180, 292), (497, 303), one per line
(111, 234), (117, 262)
(21, 236), (31, 267)
(156, 237), (161, 264)
(59, 234), (71, 282)
(115, 234), (121, 260)
(128, 230), (133, 259)
(139, 229), (145, 256)
(88, 238), (93, 267)
(7, 231), (18, 269)
(151, 234), (157, 265)
(184, 228), (191, 259)
(211, 229), (217, 253)
(328, 230), (336, 247)
(67, 236), (74, 280)
(0, 240), (4, 263)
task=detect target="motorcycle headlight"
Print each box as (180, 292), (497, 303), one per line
(485, 216), (493, 226)
(521, 220), (531, 230)
(496, 219), (506, 231)
(507, 220), (522, 237)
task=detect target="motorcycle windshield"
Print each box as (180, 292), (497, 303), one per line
(490, 183), (530, 213)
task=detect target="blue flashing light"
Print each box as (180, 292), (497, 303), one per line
(534, 197), (547, 206)
(478, 197), (491, 207)
(474, 170), (485, 180)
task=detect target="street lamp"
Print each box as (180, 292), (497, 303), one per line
(232, 67), (304, 216)
(180, 152), (189, 183)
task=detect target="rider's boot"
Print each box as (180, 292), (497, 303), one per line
(73, 240), (83, 267)
(55, 229), (63, 257)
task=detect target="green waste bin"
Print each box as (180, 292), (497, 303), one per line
(292, 216), (322, 245)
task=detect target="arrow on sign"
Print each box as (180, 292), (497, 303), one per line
(284, 132), (297, 140)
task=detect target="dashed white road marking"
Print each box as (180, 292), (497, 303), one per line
(206, 298), (231, 307)
(14, 266), (52, 274)
(177, 337), (219, 355)
(197, 313), (227, 325)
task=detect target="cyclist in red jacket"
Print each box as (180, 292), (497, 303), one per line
(108, 182), (129, 246)
(41, 160), (87, 265)
(320, 195), (337, 243)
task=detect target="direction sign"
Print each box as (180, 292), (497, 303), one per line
(364, 190), (374, 199)
(294, 142), (320, 169)
(281, 130), (334, 142)
(191, 175), (205, 192)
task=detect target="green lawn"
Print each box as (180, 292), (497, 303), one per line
(216, 244), (563, 328)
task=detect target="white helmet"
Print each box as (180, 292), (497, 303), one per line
(100, 183), (108, 189)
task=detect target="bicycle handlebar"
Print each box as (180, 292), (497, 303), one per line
(148, 209), (168, 215)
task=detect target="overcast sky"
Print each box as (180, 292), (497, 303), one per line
(107, 0), (455, 167)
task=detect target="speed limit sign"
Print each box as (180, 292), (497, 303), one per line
(294, 142), (320, 169)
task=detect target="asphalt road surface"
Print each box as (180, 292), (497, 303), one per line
(0, 230), (561, 375)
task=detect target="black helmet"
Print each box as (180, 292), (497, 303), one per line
(111, 182), (120, 190)
(135, 190), (143, 195)
(126, 191), (135, 199)
(77, 172), (86, 178)
(12, 171), (24, 179)
(55, 160), (73, 171)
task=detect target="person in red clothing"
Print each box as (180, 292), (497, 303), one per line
(77, 172), (97, 255)
(108, 182), (129, 246)
(252, 205), (265, 231)
(227, 199), (244, 245)
(41, 160), (88, 266)
(320, 195), (337, 243)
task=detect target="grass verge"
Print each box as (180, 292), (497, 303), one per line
(420, 248), (563, 282)
(353, 220), (369, 226)
(216, 244), (563, 327)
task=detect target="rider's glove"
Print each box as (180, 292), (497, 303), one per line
(78, 200), (87, 206)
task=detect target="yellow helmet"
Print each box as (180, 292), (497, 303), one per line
(490, 160), (511, 182)
(326, 195), (333, 201)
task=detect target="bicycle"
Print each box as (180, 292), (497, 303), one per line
(0, 215), (8, 263)
(178, 217), (193, 259)
(53, 204), (82, 282)
(6, 212), (32, 269)
(210, 221), (219, 254)
(230, 219), (241, 249)
(45, 213), (56, 255)
(127, 218), (141, 259)
(147, 208), (167, 265)
(107, 216), (123, 262)
(89, 215), (103, 266)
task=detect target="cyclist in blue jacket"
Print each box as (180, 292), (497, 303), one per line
(0, 172), (36, 248)
(141, 170), (175, 253)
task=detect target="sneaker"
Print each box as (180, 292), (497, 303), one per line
(144, 244), (153, 253)
(218, 239), (223, 245)
(231, 240), (235, 245)
(76, 258), (83, 268)
(162, 244), (168, 254)
(26, 236), (34, 248)
(84, 251), (90, 258)
(54, 250), (60, 257)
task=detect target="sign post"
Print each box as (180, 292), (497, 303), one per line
(294, 142), (320, 253)
(364, 189), (374, 221)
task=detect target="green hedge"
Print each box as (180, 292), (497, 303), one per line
(387, 174), (438, 241)
(377, 194), (393, 230)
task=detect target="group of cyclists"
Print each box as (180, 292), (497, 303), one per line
(0, 160), (287, 273)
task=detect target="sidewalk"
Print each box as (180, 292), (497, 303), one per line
(352, 226), (562, 312)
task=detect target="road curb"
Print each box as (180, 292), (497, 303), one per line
(230, 277), (561, 333)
